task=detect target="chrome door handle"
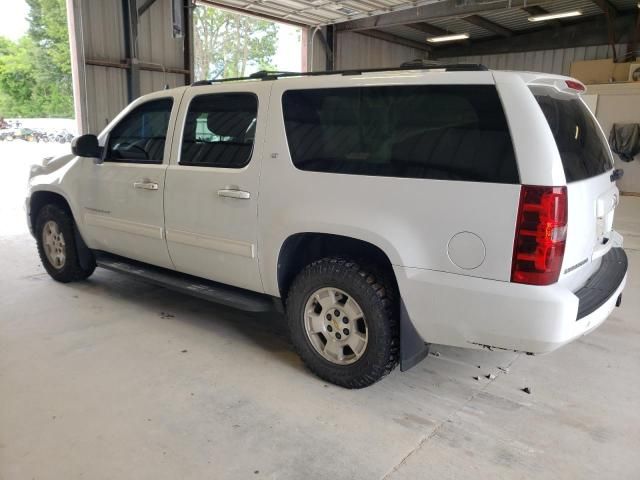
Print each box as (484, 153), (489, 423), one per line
(133, 181), (159, 190)
(217, 189), (251, 200)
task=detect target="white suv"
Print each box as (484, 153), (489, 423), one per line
(27, 66), (628, 388)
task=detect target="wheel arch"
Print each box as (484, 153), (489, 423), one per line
(29, 190), (73, 234)
(277, 232), (430, 373)
(276, 232), (398, 301)
(29, 190), (94, 271)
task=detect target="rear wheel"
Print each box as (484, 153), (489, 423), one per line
(286, 257), (399, 388)
(35, 204), (96, 283)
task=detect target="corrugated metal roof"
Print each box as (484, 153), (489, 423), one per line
(375, 0), (622, 44)
(201, 0), (639, 44)
(440, 43), (626, 75)
(200, 0), (639, 28)
(426, 16), (495, 38)
(199, 0), (456, 26)
(540, 0), (602, 14)
(481, 0), (603, 33)
(609, 0), (640, 10)
(375, 25), (432, 43)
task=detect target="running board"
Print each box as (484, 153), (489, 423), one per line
(94, 252), (274, 313)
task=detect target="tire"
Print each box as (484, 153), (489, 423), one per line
(286, 257), (399, 388)
(35, 204), (96, 283)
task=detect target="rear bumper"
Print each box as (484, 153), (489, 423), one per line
(575, 247), (627, 319)
(395, 247), (628, 354)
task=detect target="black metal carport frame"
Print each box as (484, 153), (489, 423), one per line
(333, 0), (639, 62)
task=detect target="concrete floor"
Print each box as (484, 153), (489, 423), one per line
(1, 142), (639, 479)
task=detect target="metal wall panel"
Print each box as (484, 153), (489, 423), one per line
(83, 66), (128, 133)
(332, 26), (626, 77)
(335, 31), (426, 70)
(139, 71), (185, 93)
(81, 0), (125, 60)
(69, 0), (189, 134)
(439, 44), (626, 76)
(137, 0), (186, 68)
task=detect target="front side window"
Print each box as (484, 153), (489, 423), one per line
(180, 93), (257, 168)
(106, 98), (173, 163)
(282, 85), (518, 184)
(532, 88), (612, 182)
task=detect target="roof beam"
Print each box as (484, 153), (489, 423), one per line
(522, 5), (549, 15)
(431, 12), (636, 58)
(355, 30), (431, 51)
(405, 22), (448, 36)
(197, 0), (308, 28)
(462, 14), (513, 37)
(138, 0), (158, 17)
(335, 0), (553, 31)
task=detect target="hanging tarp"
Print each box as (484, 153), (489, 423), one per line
(609, 123), (640, 162)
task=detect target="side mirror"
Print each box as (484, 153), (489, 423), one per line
(71, 134), (101, 158)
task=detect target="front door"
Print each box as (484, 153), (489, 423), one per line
(78, 94), (179, 268)
(164, 84), (270, 292)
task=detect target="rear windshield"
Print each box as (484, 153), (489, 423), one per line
(282, 85), (519, 184)
(532, 88), (612, 182)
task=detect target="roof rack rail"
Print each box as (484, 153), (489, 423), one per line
(191, 64), (488, 86)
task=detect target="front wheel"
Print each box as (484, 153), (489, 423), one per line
(286, 258), (399, 388)
(35, 204), (96, 283)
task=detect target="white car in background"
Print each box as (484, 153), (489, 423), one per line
(26, 66), (628, 388)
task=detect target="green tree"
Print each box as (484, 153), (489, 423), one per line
(0, 0), (72, 118)
(0, 37), (38, 116)
(193, 6), (278, 81)
(26, 0), (73, 117)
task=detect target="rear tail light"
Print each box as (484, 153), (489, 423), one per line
(511, 185), (568, 286)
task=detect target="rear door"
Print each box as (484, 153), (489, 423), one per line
(531, 85), (618, 283)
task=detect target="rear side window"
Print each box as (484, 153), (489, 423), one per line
(532, 89), (612, 182)
(180, 93), (257, 168)
(282, 85), (518, 184)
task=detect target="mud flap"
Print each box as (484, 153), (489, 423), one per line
(73, 225), (94, 271)
(400, 298), (430, 371)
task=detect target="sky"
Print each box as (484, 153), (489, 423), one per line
(273, 23), (303, 72)
(0, 0), (29, 40)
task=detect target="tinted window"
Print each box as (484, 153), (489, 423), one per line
(282, 85), (518, 183)
(107, 98), (173, 163)
(180, 93), (257, 168)
(533, 89), (612, 182)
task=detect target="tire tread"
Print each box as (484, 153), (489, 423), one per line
(286, 257), (399, 388)
(35, 204), (95, 283)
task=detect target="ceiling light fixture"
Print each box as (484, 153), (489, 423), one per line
(528, 10), (582, 22)
(426, 33), (470, 43)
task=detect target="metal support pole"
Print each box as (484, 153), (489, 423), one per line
(628, 10), (640, 61)
(122, 0), (140, 102)
(66, 0), (90, 134)
(605, 8), (618, 62)
(138, 0), (158, 17)
(326, 24), (335, 71)
(183, 0), (193, 84)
